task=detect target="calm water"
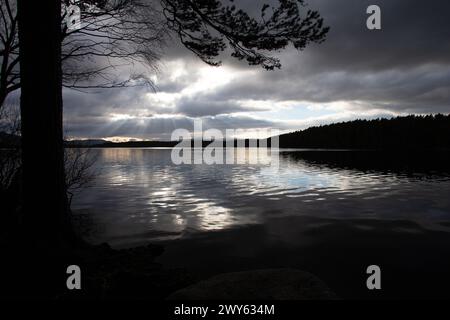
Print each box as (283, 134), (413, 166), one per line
(73, 148), (450, 298)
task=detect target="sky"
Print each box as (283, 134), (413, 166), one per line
(62, 0), (450, 141)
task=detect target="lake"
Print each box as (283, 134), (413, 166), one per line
(72, 148), (450, 299)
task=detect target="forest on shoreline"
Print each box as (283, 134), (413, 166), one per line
(277, 114), (450, 149)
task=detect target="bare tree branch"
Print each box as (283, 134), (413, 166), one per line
(1, 0), (166, 106)
(1, 0), (329, 107)
(64, 147), (98, 206)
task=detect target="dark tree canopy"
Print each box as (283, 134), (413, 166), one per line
(162, 0), (329, 69)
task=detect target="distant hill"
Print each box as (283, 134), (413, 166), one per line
(65, 139), (109, 147)
(276, 114), (450, 150)
(88, 140), (260, 148)
(2, 114), (450, 150)
(100, 140), (178, 148)
(66, 139), (176, 147)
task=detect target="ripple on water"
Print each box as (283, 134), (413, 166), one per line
(72, 149), (450, 245)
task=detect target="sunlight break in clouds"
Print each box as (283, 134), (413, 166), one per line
(62, 0), (450, 141)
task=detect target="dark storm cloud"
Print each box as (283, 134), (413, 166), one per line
(210, 0), (450, 116)
(307, 0), (450, 72)
(63, 0), (450, 139)
(208, 0), (450, 110)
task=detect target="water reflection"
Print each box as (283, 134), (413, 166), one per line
(73, 148), (450, 247)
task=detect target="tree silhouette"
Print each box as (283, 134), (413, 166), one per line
(18, 0), (71, 250)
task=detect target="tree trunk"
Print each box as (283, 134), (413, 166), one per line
(17, 0), (72, 249)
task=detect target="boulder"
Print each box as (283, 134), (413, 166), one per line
(168, 268), (337, 300)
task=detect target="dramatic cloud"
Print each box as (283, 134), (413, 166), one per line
(63, 0), (450, 140)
